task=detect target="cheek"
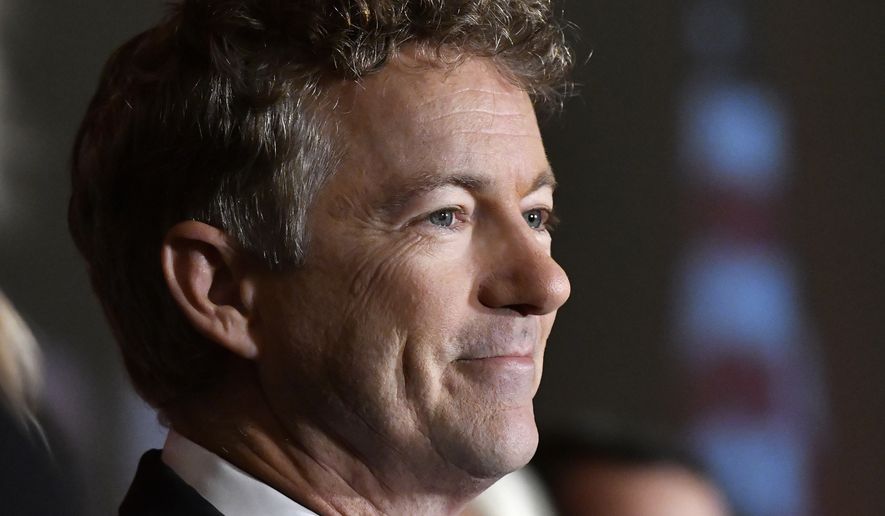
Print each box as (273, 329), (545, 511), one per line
(335, 230), (473, 324)
(309, 235), (451, 370)
(341, 236), (428, 316)
(342, 237), (479, 390)
(259, 226), (480, 411)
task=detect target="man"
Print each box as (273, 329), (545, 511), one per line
(69, 1), (572, 514)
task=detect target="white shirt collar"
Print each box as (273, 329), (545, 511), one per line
(162, 430), (318, 516)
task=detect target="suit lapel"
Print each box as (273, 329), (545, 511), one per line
(119, 450), (223, 516)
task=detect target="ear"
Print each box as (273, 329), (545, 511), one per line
(161, 221), (259, 360)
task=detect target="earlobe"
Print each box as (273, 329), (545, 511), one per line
(161, 221), (259, 360)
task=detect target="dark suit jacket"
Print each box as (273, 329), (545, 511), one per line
(119, 450), (222, 516)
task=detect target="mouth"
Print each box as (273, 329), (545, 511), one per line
(449, 322), (542, 397)
(454, 354), (535, 373)
(455, 325), (538, 362)
(455, 349), (534, 362)
(450, 353), (538, 405)
(454, 355), (535, 375)
(442, 320), (543, 407)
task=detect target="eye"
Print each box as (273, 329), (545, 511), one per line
(427, 208), (457, 227)
(523, 208), (549, 229)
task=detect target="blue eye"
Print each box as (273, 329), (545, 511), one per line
(428, 209), (456, 227)
(523, 208), (547, 229)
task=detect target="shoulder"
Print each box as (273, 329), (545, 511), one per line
(119, 450), (222, 516)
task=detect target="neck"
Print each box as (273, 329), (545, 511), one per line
(167, 365), (489, 515)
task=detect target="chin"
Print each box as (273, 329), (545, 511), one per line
(433, 402), (540, 480)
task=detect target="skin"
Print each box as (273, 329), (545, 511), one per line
(162, 54), (569, 515)
(555, 463), (731, 516)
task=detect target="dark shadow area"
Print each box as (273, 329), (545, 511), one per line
(0, 2), (164, 514)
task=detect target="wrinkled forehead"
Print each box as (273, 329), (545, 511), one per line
(337, 55), (544, 176)
(367, 55), (531, 113)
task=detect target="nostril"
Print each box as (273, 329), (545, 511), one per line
(503, 303), (535, 317)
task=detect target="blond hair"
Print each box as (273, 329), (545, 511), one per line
(0, 290), (43, 433)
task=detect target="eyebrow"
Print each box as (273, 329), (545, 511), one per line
(531, 169), (558, 192)
(378, 168), (557, 217)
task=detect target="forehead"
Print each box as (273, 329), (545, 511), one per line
(351, 54), (532, 116)
(334, 55), (548, 189)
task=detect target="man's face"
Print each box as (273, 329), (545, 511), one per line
(252, 56), (570, 484)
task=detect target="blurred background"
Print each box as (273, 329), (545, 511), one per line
(0, 0), (881, 514)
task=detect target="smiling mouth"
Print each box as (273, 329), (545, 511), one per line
(451, 354), (537, 402)
(455, 353), (533, 363)
(456, 337), (535, 363)
(454, 322), (539, 364)
(456, 341), (535, 363)
(455, 355), (535, 377)
(454, 340), (537, 371)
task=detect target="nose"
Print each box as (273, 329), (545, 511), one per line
(477, 222), (571, 316)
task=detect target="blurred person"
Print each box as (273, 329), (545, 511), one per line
(0, 290), (72, 515)
(69, 0), (573, 514)
(0, 289), (42, 432)
(532, 421), (731, 516)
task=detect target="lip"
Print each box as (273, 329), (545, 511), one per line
(456, 350), (534, 362)
(453, 321), (540, 363)
(456, 337), (536, 362)
(453, 355), (536, 381)
(451, 355), (537, 404)
(454, 355), (536, 379)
